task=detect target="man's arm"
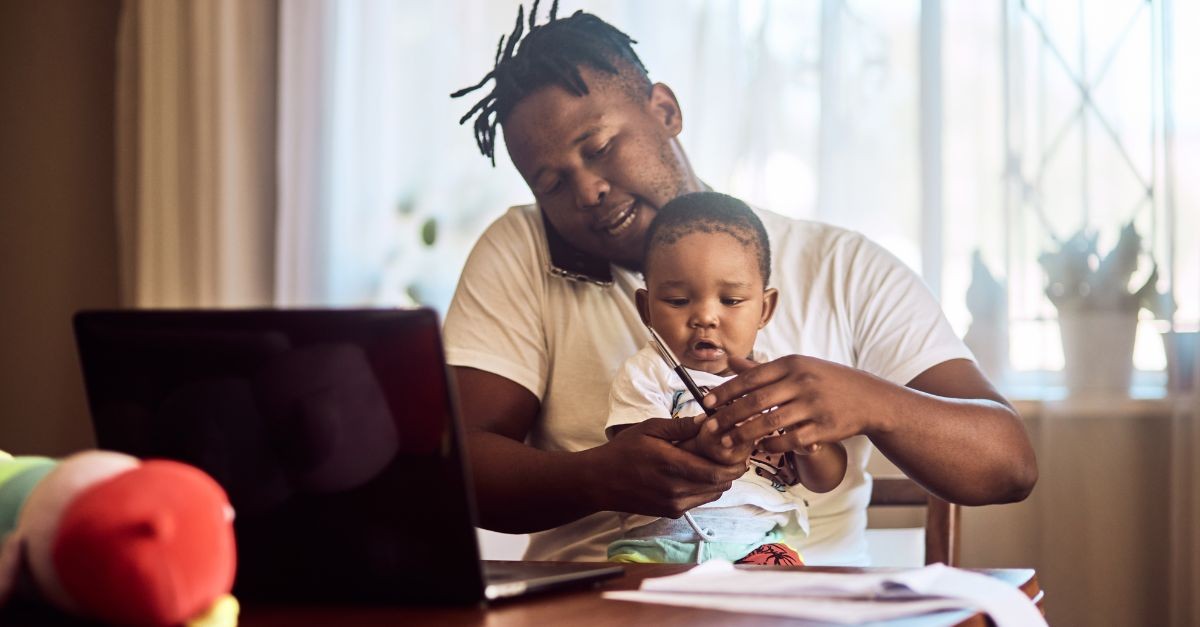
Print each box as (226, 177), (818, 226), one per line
(700, 356), (1037, 506)
(455, 366), (747, 533)
(870, 358), (1037, 505)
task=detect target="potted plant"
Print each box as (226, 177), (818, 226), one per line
(1038, 222), (1173, 395)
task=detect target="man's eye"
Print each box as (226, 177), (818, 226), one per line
(539, 180), (561, 195)
(587, 142), (612, 160)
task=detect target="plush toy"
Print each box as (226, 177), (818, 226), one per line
(0, 450), (238, 626)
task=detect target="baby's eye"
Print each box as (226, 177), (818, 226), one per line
(721, 298), (745, 306)
(663, 298), (688, 307)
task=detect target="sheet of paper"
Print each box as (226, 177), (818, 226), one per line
(887, 563), (1047, 627)
(602, 561), (1047, 626)
(638, 560), (913, 598)
(605, 590), (971, 624)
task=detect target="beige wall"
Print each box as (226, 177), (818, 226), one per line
(0, 1), (122, 455)
(963, 406), (1174, 627)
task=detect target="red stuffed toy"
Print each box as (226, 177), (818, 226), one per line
(0, 450), (238, 626)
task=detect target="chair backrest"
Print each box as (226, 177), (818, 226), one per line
(869, 476), (960, 566)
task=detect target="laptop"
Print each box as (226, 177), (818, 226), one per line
(73, 308), (622, 604)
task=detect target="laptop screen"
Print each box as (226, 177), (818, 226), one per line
(74, 308), (486, 603)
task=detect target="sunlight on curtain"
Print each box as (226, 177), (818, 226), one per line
(1171, 0), (1200, 330)
(603, 1), (925, 271)
(277, 0), (529, 310)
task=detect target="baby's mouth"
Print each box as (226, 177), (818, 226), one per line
(688, 339), (726, 361)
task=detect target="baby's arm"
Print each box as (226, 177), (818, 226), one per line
(794, 441), (848, 493)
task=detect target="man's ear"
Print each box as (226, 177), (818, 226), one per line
(759, 288), (779, 328)
(635, 288), (652, 327)
(647, 83), (683, 137)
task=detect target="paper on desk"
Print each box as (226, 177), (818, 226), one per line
(602, 560), (1047, 626)
(604, 590), (969, 624)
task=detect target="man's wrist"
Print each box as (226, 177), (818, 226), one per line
(574, 444), (612, 513)
(859, 378), (906, 438)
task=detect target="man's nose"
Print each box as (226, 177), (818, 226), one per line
(572, 171), (610, 210)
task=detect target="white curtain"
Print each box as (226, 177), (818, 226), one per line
(276, 0), (533, 309)
(115, 0), (278, 307)
(275, 0), (331, 307)
(276, 0), (411, 307)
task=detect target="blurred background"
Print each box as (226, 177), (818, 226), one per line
(1, 1), (1197, 625)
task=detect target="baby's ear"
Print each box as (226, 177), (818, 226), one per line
(759, 288), (779, 328)
(635, 289), (652, 326)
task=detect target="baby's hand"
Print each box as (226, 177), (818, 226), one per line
(680, 414), (753, 467)
(796, 442), (823, 455)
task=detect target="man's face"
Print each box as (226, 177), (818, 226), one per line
(638, 231), (778, 375)
(502, 68), (700, 271)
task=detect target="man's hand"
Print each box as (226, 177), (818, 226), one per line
(595, 417), (746, 518)
(700, 355), (897, 453)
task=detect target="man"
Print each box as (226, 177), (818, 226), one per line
(445, 1), (1036, 564)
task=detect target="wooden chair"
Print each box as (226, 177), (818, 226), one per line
(869, 476), (960, 566)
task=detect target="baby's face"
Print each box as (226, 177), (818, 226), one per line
(641, 231), (774, 375)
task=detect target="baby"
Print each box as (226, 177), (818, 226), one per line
(606, 191), (847, 565)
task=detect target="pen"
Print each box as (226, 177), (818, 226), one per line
(645, 325), (716, 417)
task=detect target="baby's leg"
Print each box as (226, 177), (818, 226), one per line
(734, 542), (803, 566)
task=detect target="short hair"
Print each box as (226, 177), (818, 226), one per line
(450, 0), (652, 165)
(644, 192), (772, 286)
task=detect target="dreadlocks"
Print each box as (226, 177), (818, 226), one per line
(450, 0), (652, 165)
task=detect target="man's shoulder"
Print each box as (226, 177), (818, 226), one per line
(751, 207), (877, 281)
(465, 204), (546, 264)
(485, 203), (543, 240)
(753, 206), (867, 251)
(504, 202), (541, 220)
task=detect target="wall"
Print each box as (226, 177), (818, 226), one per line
(0, 0), (122, 455)
(962, 402), (1176, 627)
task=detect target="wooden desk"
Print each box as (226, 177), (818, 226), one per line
(239, 564), (1043, 627)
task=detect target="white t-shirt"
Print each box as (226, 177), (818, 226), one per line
(443, 204), (973, 564)
(606, 343), (811, 545)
